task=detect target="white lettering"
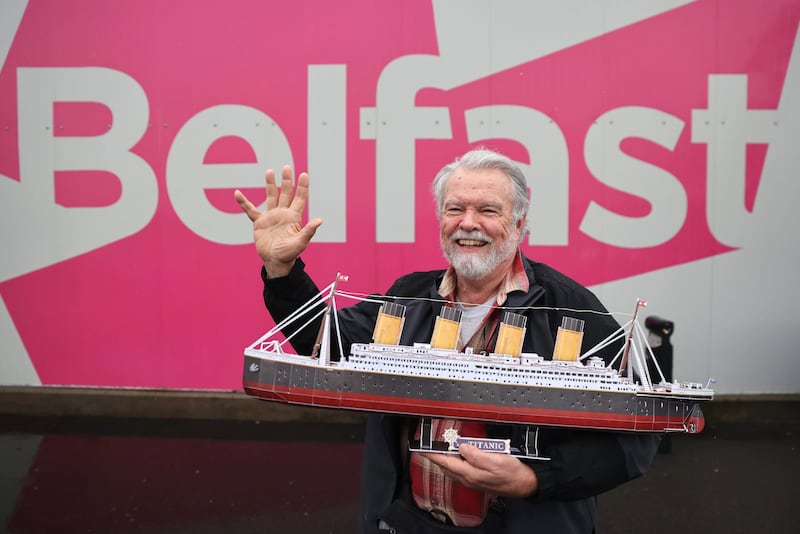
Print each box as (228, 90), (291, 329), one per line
(5, 62), (790, 261)
(1, 1), (42, 386)
(0, 0), (27, 75)
(308, 64), (347, 242)
(465, 105), (569, 245)
(361, 55), (452, 242)
(166, 105), (292, 245)
(692, 75), (779, 247)
(582, 107), (687, 248)
(4, 67), (156, 281)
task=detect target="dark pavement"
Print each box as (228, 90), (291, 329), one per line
(1, 414), (797, 534)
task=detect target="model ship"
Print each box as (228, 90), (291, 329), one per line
(243, 274), (713, 455)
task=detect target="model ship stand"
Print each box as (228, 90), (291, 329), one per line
(242, 275), (714, 461)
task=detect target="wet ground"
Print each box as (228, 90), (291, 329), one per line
(1, 415), (797, 533)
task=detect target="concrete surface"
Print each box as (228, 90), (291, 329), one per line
(0, 389), (797, 533)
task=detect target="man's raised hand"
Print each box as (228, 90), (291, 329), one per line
(234, 165), (323, 277)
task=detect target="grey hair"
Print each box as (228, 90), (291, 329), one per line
(432, 148), (530, 235)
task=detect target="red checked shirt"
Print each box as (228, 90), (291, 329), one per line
(409, 250), (530, 527)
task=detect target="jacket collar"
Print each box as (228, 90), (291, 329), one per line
(436, 249), (532, 306)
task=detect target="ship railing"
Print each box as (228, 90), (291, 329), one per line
(578, 322), (627, 362)
(245, 278), (380, 362)
(256, 340), (284, 353)
(245, 280), (335, 356)
(580, 317), (669, 392)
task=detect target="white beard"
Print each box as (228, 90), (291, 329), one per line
(442, 230), (519, 281)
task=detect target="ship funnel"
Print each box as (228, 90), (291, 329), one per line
(373, 302), (406, 345)
(495, 312), (527, 357)
(553, 316), (585, 361)
(430, 307), (463, 350)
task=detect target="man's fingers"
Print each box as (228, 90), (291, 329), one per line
(459, 444), (510, 471)
(239, 165), (312, 227)
(234, 189), (261, 223)
(456, 444), (485, 464)
(417, 448), (537, 497)
(425, 446), (500, 479)
(265, 169), (278, 210)
(296, 218), (323, 244)
(290, 171), (311, 213)
(277, 165), (295, 208)
(262, 166), (311, 215)
(422, 452), (468, 475)
(305, 217), (323, 233)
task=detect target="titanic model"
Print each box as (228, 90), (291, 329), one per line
(242, 274), (713, 457)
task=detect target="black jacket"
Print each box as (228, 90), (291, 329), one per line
(262, 256), (660, 534)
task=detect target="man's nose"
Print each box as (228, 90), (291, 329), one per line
(459, 209), (480, 231)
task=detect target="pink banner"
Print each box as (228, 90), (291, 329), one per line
(0, 0), (797, 390)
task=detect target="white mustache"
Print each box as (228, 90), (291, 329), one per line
(450, 230), (492, 244)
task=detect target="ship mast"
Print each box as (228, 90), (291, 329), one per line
(618, 298), (646, 377)
(311, 273), (348, 365)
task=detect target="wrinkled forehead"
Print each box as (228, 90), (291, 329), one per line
(443, 167), (514, 202)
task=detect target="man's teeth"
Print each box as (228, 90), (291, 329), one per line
(457, 239), (486, 246)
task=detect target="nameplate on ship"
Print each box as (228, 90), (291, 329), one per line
(443, 428), (511, 454)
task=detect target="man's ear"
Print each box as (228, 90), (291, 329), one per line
(516, 215), (527, 238)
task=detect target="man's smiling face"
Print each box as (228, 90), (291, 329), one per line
(439, 167), (524, 282)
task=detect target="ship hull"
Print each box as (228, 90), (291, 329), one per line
(243, 355), (706, 434)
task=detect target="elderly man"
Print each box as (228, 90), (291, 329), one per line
(235, 149), (660, 534)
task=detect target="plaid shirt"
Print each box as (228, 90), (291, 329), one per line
(436, 250), (529, 307)
(409, 250), (529, 527)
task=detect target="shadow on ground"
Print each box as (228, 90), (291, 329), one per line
(1, 416), (797, 533)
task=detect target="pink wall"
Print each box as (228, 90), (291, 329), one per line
(1, 0), (798, 393)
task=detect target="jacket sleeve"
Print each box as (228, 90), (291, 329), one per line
(262, 258), (382, 359)
(261, 258), (324, 356)
(529, 431), (660, 501)
(527, 269), (661, 501)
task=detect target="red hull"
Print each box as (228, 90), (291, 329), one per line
(244, 381), (706, 434)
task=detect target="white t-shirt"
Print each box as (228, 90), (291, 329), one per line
(456, 296), (496, 348)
